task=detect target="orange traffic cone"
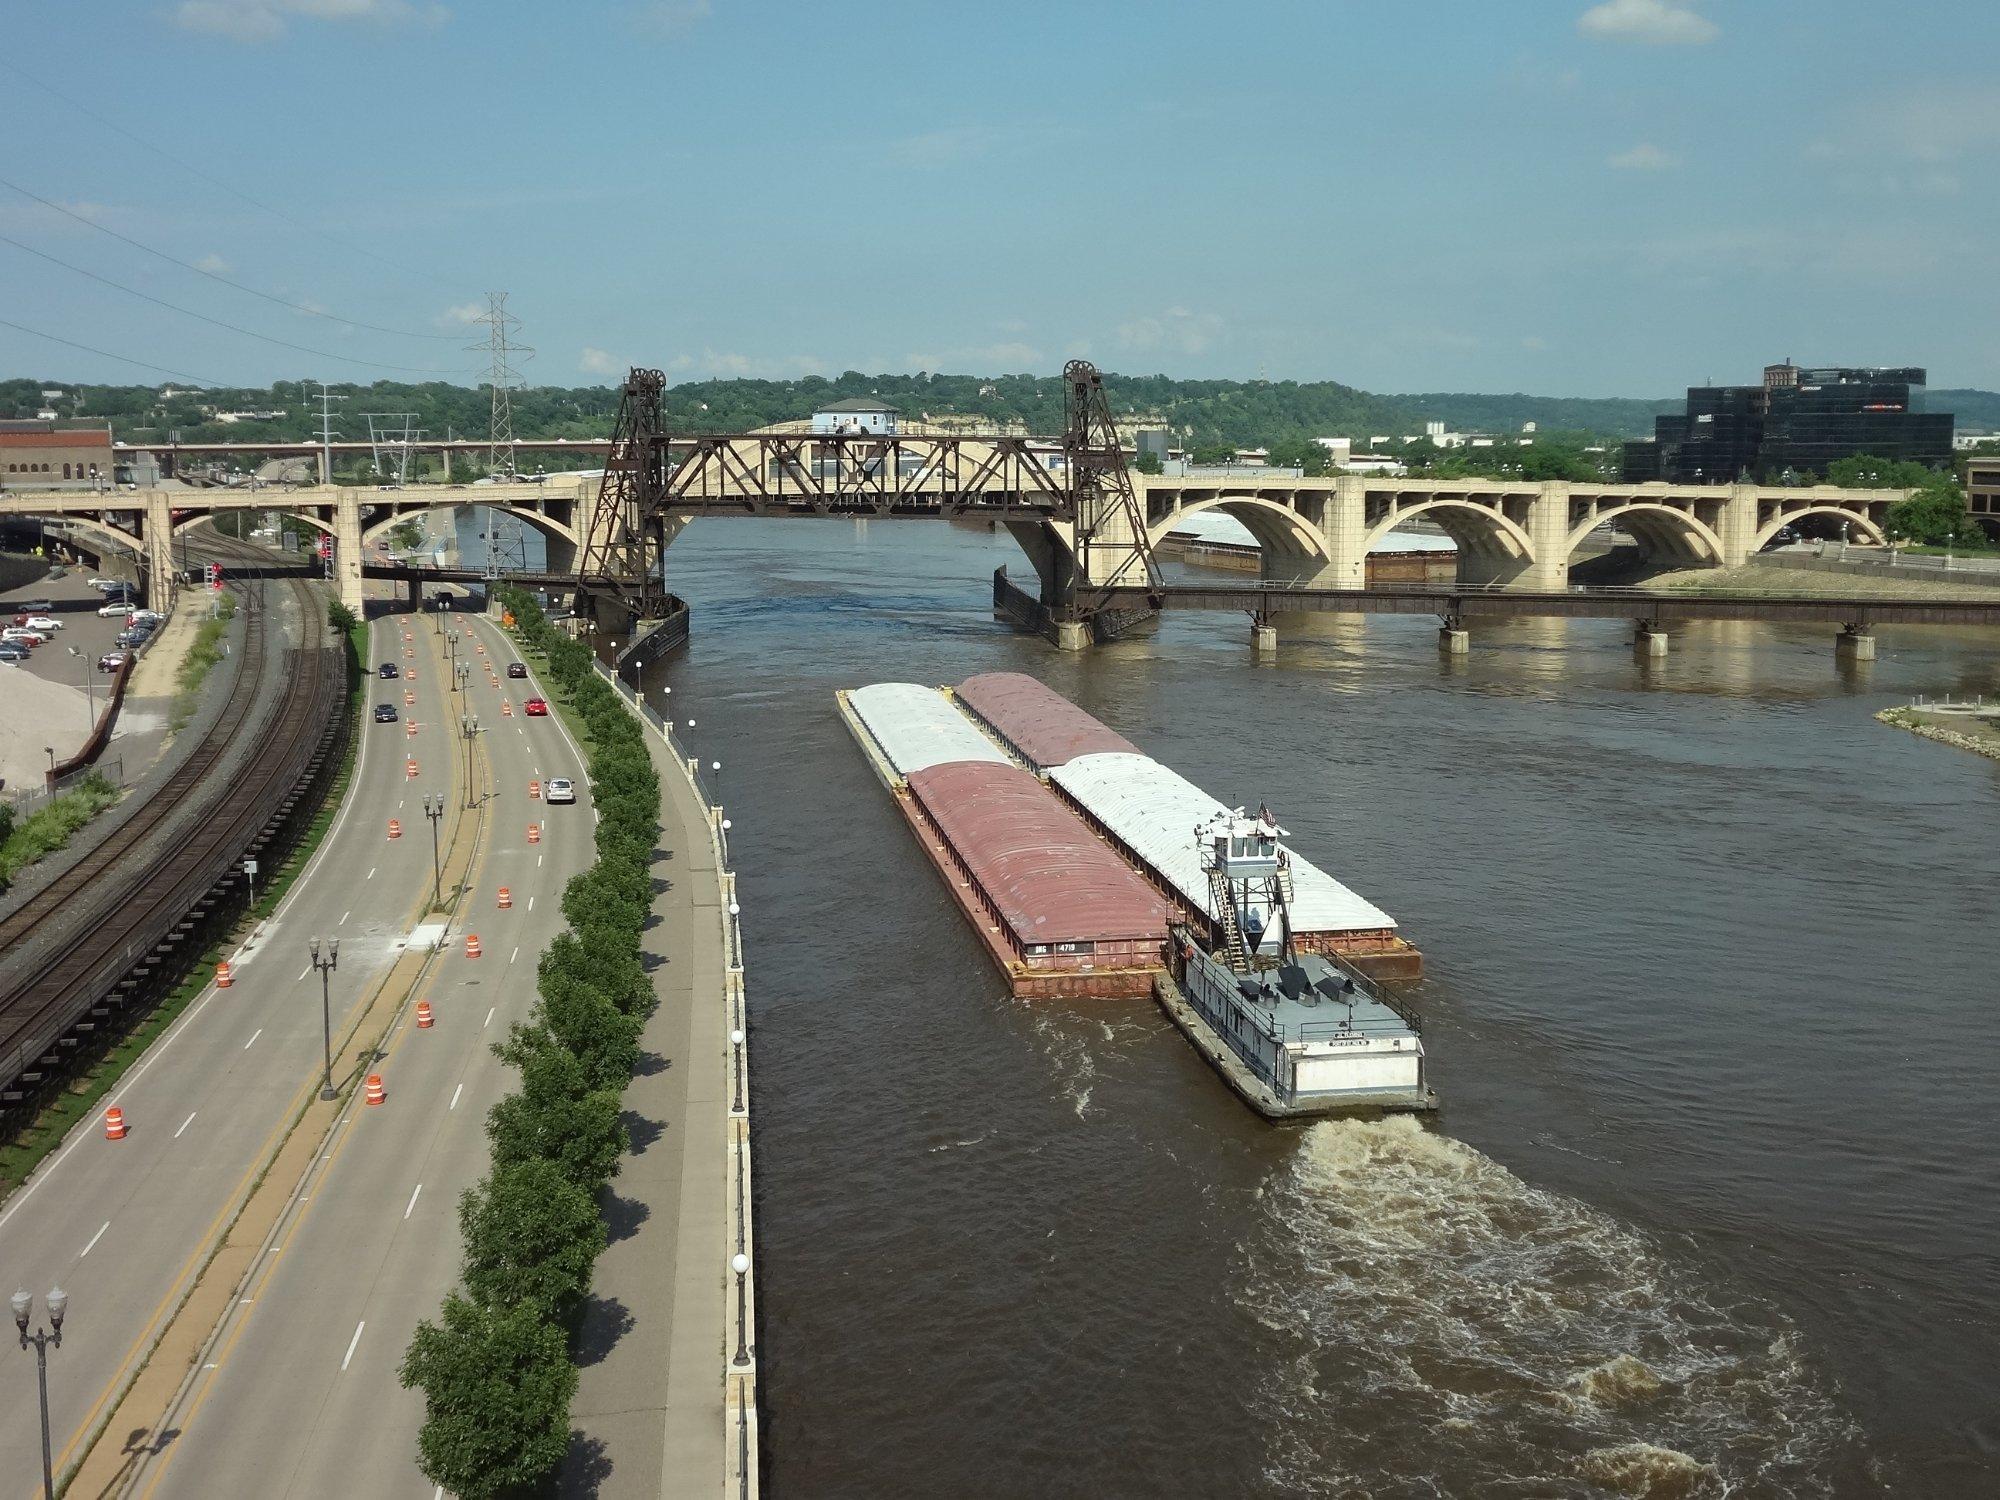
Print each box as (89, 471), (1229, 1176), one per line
(497, 887), (512, 909)
(216, 960), (234, 988)
(104, 1107), (128, 1140)
(388, 818), (402, 839)
(527, 823), (541, 844)
(415, 1001), (434, 1029)
(365, 1075), (386, 1106)
(466, 933), (482, 959)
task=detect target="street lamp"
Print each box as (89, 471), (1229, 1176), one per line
(12, 1286), (68, 1500)
(421, 792), (445, 910)
(66, 645), (96, 725)
(731, 1027), (745, 1114)
(730, 1254), (751, 1367)
(459, 713), (482, 810)
(308, 937), (340, 1100)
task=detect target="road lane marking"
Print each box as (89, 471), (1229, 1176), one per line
(449, 1084), (462, 1111)
(484, 1007), (495, 1028)
(79, 1222), (109, 1258)
(368, 866), (376, 879)
(537, 853), (543, 868)
(341, 1320), (365, 1371)
(339, 910), (350, 925)
(295, 966), (309, 982)
(175, 1111), (197, 1139)
(527, 895), (534, 912)
(510, 946), (518, 964)
(242, 1029), (262, 1050)
(404, 1184), (422, 1220)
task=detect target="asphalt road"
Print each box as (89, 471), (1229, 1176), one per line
(129, 610), (596, 1498)
(0, 608), (467, 1487)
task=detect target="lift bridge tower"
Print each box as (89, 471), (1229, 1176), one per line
(575, 368), (687, 664)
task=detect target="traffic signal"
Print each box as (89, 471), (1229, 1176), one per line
(208, 562), (223, 590)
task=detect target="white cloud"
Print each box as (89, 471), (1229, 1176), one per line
(438, 301), (486, 326)
(1608, 142), (1679, 170)
(172, 0), (448, 44)
(194, 251), (232, 273)
(1116, 307), (1224, 357)
(1577, 0), (1717, 46)
(579, 347), (624, 377)
(624, 0), (710, 38)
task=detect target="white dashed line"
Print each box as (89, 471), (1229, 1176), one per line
(404, 1184), (422, 1220)
(339, 910), (350, 926)
(449, 1083), (462, 1111)
(484, 1006), (495, 1028)
(367, 866), (376, 880)
(509, 946), (518, 964)
(295, 966), (309, 982)
(527, 896), (534, 913)
(341, 1321), (365, 1371)
(79, 1222), (109, 1258)
(243, 1028), (262, 1050)
(537, 854), (543, 868)
(175, 1110), (197, 1139)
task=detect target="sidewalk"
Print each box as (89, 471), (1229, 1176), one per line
(563, 675), (741, 1498)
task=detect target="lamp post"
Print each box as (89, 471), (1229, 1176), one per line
(730, 1254), (751, 1367)
(12, 1286), (67, 1500)
(66, 645), (96, 725)
(308, 937), (339, 1100)
(459, 713), (481, 810)
(731, 1027), (745, 1114)
(421, 793), (445, 910)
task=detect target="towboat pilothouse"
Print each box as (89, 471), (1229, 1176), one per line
(1156, 808), (1437, 1120)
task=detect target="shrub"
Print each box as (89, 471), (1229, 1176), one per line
(458, 1159), (607, 1323)
(401, 1293), (577, 1500)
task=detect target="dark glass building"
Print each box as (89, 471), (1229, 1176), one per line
(1620, 363), (1953, 483)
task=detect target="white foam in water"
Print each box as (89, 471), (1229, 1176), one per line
(1236, 1116), (1869, 1497)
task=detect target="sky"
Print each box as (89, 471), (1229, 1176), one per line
(5, 0), (2000, 398)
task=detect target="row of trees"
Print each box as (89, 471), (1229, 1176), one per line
(399, 588), (662, 1498)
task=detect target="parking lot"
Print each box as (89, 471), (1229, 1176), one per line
(2, 571), (150, 685)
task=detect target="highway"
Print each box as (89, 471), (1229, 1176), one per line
(126, 610), (596, 1497)
(0, 604), (471, 1489)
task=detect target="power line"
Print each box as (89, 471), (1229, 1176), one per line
(0, 58), (477, 299)
(0, 315), (223, 386)
(0, 174), (467, 341)
(0, 232), (475, 376)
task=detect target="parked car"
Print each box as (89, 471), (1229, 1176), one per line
(523, 696), (548, 716)
(379, 662), (399, 679)
(545, 776), (576, 804)
(0, 643), (28, 661)
(126, 609), (163, 625)
(507, 661), (527, 679)
(97, 651), (129, 672)
(19, 615), (62, 632)
(46, 565), (66, 578)
(3, 628), (48, 646)
(373, 703), (399, 723)
(115, 629), (145, 648)
(88, 577), (123, 592)
(14, 599), (52, 613)
(99, 600), (137, 617)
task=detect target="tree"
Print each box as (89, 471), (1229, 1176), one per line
(1133, 449), (1163, 475)
(1265, 437), (1331, 477)
(458, 1159), (607, 1322)
(487, 1027), (627, 1187)
(1884, 478), (1979, 547)
(402, 1293), (577, 1500)
(1826, 454), (1941, 490)
(326, 600), (357, 635)
(1191, 441), (1235, 466)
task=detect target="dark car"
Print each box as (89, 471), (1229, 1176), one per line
(379, 662), (399, 679)
(0, 643), (27, 662)
(374, 703), (399, 723)
(98, 651), (129, 672)
(507, 661), (527, 679)
(523, 697), (548, 716)
(115, 629), (145, 648)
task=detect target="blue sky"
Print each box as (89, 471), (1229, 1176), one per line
(5, 0), (1999, 396)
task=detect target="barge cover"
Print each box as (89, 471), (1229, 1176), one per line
(953, 671), (1140, 770)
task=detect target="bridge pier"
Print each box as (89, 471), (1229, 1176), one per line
(1438, 614), (1470, 655)
(1635, 623), (1669, 658)
(1836, 626), (1877, 662)
(1251, 615), (1278, 656)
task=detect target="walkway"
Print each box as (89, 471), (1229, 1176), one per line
(563, 668), (747, 1497)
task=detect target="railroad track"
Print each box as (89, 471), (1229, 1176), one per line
(0, 542), (348, 1099)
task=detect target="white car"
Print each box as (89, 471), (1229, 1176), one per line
(545, 777), (576, 805)
(21, 615), (61, 632)
(99, 600), (134, 617)
(87, 578), (121, 591)
(2, 628), (47, 646)
(126, 609), (163, 625)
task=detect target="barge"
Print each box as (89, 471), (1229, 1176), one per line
(953, 672), (1422, 980)
(836, 685), (1172, 998)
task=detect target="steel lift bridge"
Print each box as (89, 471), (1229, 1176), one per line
(572, 360), (1165, 660)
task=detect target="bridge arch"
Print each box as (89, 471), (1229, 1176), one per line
(1147, 495), (1333, 582)
(32, 510), (146, 566)
(1750, 505), (1887, 553)
(1361, 498), (1534, 586)
(1565, 502), (1725, 569)
(359, 500), (582, 574)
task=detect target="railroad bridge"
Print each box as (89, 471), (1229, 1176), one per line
(0, 362), (1905, 642)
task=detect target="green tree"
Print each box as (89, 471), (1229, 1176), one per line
(402, 1293), (577, 1500)
(1133, 449), (1163, 475)
(1265, 437), (1330, 477)
(326, 600), (357, 634)
(458, 1159), (607, 1322)
(1826, 454), (1941, 490)
(487, 1027), (627, 1187)
(1191, 441), (1235, 466)
(1884, 477), (1980, 547)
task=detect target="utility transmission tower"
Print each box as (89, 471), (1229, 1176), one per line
(310, 380), (345, 486)
(362, 412), (424, 485)
(467, 292), (531, 479)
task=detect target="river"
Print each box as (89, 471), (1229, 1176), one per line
(621, 516), (1995, 1497)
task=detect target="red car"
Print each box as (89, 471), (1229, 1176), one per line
(523, 697), (549, 716)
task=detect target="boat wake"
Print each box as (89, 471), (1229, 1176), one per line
(1235, 1116), (1872, 1498)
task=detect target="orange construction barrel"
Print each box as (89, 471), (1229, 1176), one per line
(529, 780), (541, 800)
(527, 823), (541, 844)
(466, 933), (482, 959)
(104, 1107), (128, 1140)
(497, 887), (512, 909)
(365, 1075), (386, 1106)
(216, 960), (234, 988)
(388, 818), (402, 839)
(415, 1001), (434, 1030)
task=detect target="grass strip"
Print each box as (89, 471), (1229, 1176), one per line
(0, 773), (120, 887)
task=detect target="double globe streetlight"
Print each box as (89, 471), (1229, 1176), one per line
(13, 1286), (69, 1500)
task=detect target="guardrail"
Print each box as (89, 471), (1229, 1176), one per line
(591, 659), (760, 1500)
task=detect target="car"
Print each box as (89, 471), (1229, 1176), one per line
(88, 578), (118, 591)
(114, 629), (145, 648)
(126, 609), (163, 625)
(507, 661), (527, 679)
(379, 662), (399, 679)
(14, 599), (52, 612)
(97, 651), (129, 672)
(545, 777), (576, 804)
(0, 643), (27, 662)
(18, 615), (61, 632)
(46, 565), (66, 578)
(374, 703), (399, 723)
(99, 600), (136, 617)
(523, 697), (548, 716)
(3, 628), (47, 646)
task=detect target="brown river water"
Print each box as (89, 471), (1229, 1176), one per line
(610, 517), (1997, 1498)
